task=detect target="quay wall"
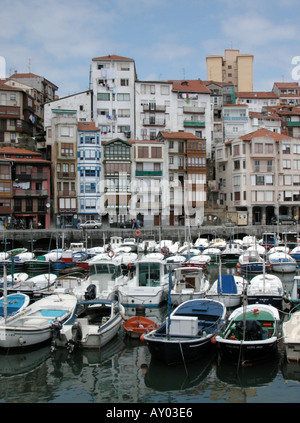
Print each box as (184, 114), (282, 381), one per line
(0, 224), (297, 250)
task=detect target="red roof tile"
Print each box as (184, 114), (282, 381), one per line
(159, 131), (200, 140)
(92, 54), (134, 61)
(78, 122), (100, 131)
(170, 80), (211, 94)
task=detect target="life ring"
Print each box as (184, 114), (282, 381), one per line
(161, 246), (170, 256)
(108, 249), (114, 258)
(135, 229), (141, 237)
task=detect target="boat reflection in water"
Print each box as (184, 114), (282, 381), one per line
(216, 352), (279, 388)
(0, 345), (51, 377)
(144, 352), (216, 392)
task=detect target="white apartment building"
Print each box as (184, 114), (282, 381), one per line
(91, 55), (137, 141)
(215, 128), (300, 225)
(236, 92), (279, 112)
(223, 104), (249, 142)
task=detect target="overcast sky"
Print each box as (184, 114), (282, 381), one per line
(1, 0), (299, 97)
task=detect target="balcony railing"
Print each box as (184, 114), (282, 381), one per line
(183, 121), (205, 127)
(136, 170), (162, 176)
(14, 189), (49, 196)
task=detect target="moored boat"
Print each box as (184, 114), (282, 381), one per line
(123, 315), (158, 339)
(170, 266), (210, 305)
(142, 298), (226, 365)
(216, 303), (280, 362)
(247, 272), (284, 309)
(282, 310), (300, 362)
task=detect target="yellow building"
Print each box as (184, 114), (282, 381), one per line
(206, 49), (253, 92)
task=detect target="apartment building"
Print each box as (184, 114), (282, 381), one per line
(131, 139), (165, 226)
(101, 137), (132, 226)
(77, 121), (101, 223)
(0, 147), (51, 228)
(223, 104), (249, 142)
(0, 81), (38, 147)
(215, 128), (300, 225)
(272, 82), (300, 106)
(157, 131), (207, 226)
(236, 91), (279, 112)
(46, 112), (78, 228)
(92, 55), (137, 141)
(206, 49), (254, 92)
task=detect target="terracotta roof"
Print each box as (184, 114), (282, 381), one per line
(9, 73), (40, 78)
(78, 122), (100, 131)
(249, 111), (281, 120)
(129, 139), (164, 144)
(92, 54), (134, 61)
(239, 128), (290, 141)
(273, 82), (299, 88)
(236, 91), (278, 99)
(0, 147), (41, 156)
(170, 79), (211, 94)
(159, 131), (200, 140)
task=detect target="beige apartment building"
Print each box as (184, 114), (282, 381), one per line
(215, 128), (300, 225)
(206, 49), (253, 92)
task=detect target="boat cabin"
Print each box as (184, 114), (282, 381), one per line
(261, 232), (279, 251)
(136, 257), (168, 287)
(282, 232), (298, 249)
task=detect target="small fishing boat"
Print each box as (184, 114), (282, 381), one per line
(0, 293), (30, 318)
(247, 272), (284, 309)
(216, 303), (280, 362)
(123, 316), (158, 339)
(208, 238), (226, 250)
(0, 293), (77, 349)
(116, 255), (170, 308)
(289, 245), (300, 263)
(286, 275), (300, 308)
(206, 260), (247, 308)
(142, 298), (226, 365)
(201, 247), (221, 263)
(193, 237), (209, 251)
(268, 251), (298, 273)
(170, 266), (210, 305)
(183, 254), (211, 270)
(221, 242), (244, 263)
(282, 310), (300, 362)
(1, 273), (57, 297)
(165, 254), (187, 271)
(237, 250), (270, 274)
(52, 299), (125, 352)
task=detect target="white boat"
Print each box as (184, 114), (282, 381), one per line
(221, 242), (244, 263)
(283, 310), (300, 362)
(241, 235), (257, 249)
(165, 254), (187, 270)
(1, 273), (57, 296)
(246, 244), (266, 256)
(116, 255), (170, 308)
(209, 238), (227, 250)
(268, 251), (297, 273)
(138, 239), (157, 253)
(0, 293), (77, 349)
(201, 247), (221, 262)
(184, 254), (211, 269)
(170, 266), (210, 305)
(67, 257), (129, 301)
(52, 298), (125, 352)
(247, 272), (284, 309)
(237, 250), (270, 274)
(289, 245), (300, 262)
(193, 237), (209, 251)
(206, 273), (247, 308)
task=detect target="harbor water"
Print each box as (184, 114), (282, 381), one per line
(0, 263), (299, 404)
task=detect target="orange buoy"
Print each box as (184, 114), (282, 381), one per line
(211, 336), (217, 344)
(140, 333), (146, 342)
(135, 229), (141, 237)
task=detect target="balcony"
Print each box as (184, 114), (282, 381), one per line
(223, 116), (248, 121)
(183, 106), (205, 114)
(287, 121), (300, 127)
(15, 173), (48, 180)
(143, 118), (165, 126)
(0, 105), (20, 118)
(183, 121), (205, 127)
(136, 170), (163, 177)
(143, 105), (166, 112)
(14, 189), (49, 197)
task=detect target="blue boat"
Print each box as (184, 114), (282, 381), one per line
(142, 298), (226, 365)
(0, 293), (30, 318)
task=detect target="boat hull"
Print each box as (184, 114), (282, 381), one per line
(247, 295), (283, 309)
(217, 336), (278, 361)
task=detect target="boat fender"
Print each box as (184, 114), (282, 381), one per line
(85, 284), (96, 300)
(211, 336), (217, 344)
(140, 333), (146, 342)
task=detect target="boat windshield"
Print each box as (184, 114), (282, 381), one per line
(89, 263), (121, 278)
(139, 262), (161, 286)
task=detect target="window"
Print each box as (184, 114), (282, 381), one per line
(293, 159), (300, 170)
(254, 160), (260, 172)
(160, 85), (170, 95)
(138, 146), (148, 158)
(233, 160), (240, 170)
(293, 144), (300, 154)
(117, 93), (130, 101)
(254, 143), (263, 153)
(266, 143), (273, 154)
(151, 147), (162, 158)
(120, 79), (129, 86)
(283, 159), (291, 169)
(233, 145), (240, 155)
(283, 144), (291, 154)
(97, 93), (110, 101)
(61, 126), (74, 137)
(118, 109), (130, 117)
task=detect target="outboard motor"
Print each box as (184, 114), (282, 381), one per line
(66, 321), (83, 353)
(50, 320), (63, 352)
(84, 284), (96, 300)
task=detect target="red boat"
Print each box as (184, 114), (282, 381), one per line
(123, 316), (158, 339)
